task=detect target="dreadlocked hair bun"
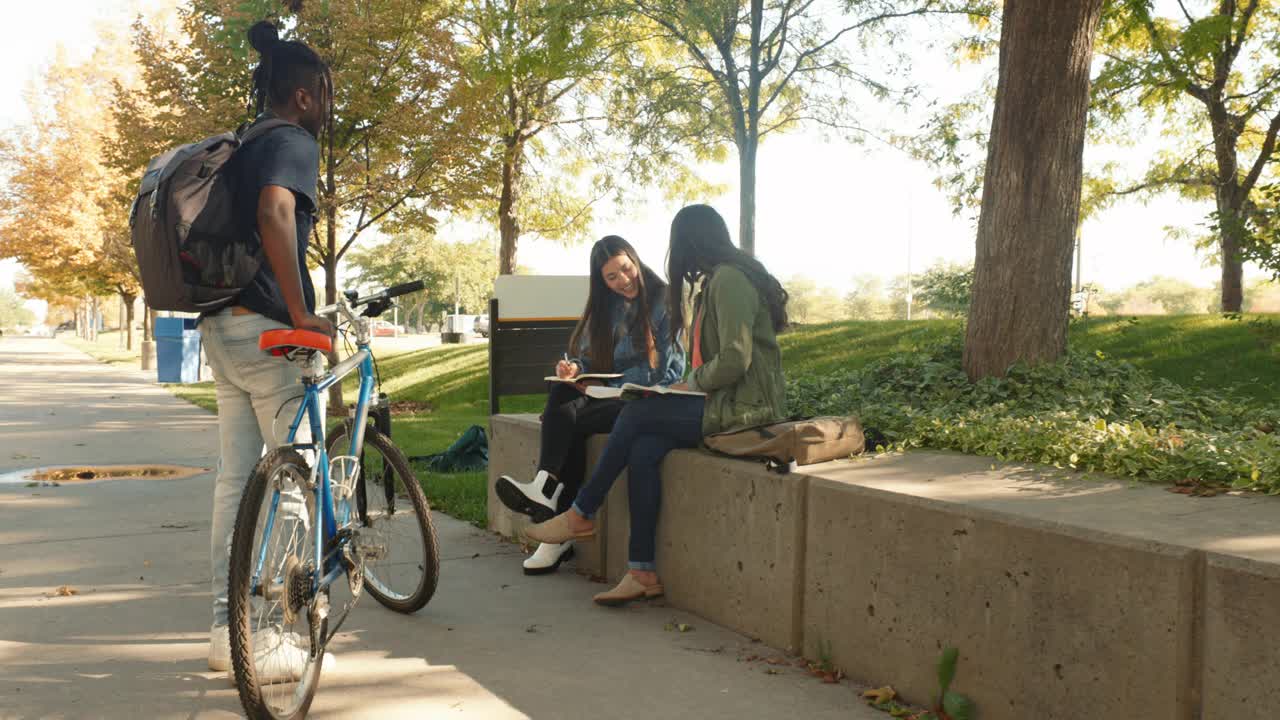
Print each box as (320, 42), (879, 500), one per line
(248, 21), (279, 55)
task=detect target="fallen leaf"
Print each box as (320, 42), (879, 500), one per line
(143, 560), (152, 568)
(764, 668), (780, 675)
(863, 686), (897, 704)
(52, 586), (78, 597)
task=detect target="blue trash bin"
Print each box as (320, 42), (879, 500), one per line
(155, 317), (202, 383)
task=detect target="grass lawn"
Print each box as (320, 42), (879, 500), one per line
(60, 330), (143, 366)
(64, 314), (1280, 526)
(782, 314), (1280, 403)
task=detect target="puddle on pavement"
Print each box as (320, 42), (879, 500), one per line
(0, 464), (210, 485)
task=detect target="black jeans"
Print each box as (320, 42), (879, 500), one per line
(538, 383), (624, 513)
(571, 394), (705, 571)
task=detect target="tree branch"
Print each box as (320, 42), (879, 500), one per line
(759, 4), (938, 116)
(1241, 109), (1280, 194)
(1136, 5), (1210, 104)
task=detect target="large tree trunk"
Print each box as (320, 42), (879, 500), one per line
(963, 0), (1106, 380)
(498, 136), (523, 275)
(738, 135), (758, 257)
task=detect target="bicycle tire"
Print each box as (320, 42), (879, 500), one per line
(326, 422), (440, 613)
(228, 447), (325, 720)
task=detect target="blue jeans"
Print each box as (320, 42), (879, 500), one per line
(201, 309), (320, 627)
(572, 395), (705, 571)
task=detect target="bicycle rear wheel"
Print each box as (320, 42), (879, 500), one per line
(228, 447), (326, 720)
(326, 423), (440, 613)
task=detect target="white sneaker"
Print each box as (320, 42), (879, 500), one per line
(250, 627), (336, 685)
(522, 541), (575, 576)
(495, 470), (562, 523)
(209, 625), (230, 671)
(212, 625), (336, 683)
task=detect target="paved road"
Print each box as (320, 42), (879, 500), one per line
(0, 336), (881, 719)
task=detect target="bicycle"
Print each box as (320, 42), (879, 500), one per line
(226, 281), (440, 720)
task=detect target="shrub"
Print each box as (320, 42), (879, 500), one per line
(788, 338), (1280, 492)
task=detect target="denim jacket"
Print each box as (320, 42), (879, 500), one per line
(572, 292), (685, 387)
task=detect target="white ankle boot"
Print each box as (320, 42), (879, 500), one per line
(522, 541), (575, 576)
(495, 470), (563, 523)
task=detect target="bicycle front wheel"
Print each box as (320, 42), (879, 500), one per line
(327, 423), (440, 613)
(228, 447), (326, 720)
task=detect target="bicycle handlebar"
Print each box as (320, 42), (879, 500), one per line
(315, 279), (425, 318)
(352, 279), (425, 307)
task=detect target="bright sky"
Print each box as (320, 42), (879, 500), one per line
(0, 0), (1256, 321)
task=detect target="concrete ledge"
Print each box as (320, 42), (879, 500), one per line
(488, 414), (1280, 720)
(1203, 553), (1280, 718)
(489, 416), (805, 650)
(594, 442), (808, 651)
(804, 476), (1197, 719)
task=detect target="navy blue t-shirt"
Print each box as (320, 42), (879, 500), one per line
(231, 117), (320, 326)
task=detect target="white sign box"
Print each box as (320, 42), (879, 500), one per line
(493, 275), (589, 320)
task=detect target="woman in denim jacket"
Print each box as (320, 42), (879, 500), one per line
(495, 235), (683, 574)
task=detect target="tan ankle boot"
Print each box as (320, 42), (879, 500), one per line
(593, 574), (663, 607)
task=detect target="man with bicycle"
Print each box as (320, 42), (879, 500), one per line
(201, 21), (336, 680)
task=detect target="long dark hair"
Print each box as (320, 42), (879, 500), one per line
(247, 20), (331, 119)
(666, 204), (788, 342)
(568, 236), (666, 372)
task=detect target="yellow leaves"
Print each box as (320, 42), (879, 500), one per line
(863, 685), (897, 704)
(1, 26), (141, 302)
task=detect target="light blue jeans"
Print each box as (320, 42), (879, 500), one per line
(201, 309), (322, 627)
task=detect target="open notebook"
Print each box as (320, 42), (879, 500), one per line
(544, 373), (624, 384)
(585, 383), (707, 400)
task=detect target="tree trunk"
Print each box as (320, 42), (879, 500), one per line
(498, 137), (523, 275)
(121, 291), (137, 351)
(738, 135), (758, 256)
(325, 202), (343, 413)
(1218, 187), (1245, 312)
(1209, 107), (1245, 312)
(88, 298), (99, 342)
(963, 0), (1106, 380)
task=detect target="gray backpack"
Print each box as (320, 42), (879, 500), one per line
(129, 119), (292, 313)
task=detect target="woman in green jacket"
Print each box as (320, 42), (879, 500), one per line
(525, 204), (789, 605)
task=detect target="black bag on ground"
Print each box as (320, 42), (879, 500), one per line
(703, 416), (866, 473)
(129, 119), (292, 313)
(411, 425), (489, 473)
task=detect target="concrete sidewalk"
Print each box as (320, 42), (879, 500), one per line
(0, 337), (881, 719)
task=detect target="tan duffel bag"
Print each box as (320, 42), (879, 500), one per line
(703, 416), (865, 473)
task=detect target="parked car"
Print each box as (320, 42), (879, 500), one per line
(371, 320), (404, 337)
(53, 320), (76, 335)
(473, 314), (490, 337)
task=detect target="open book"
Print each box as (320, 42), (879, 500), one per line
(543, 373), (623, 384)
(584, 383), (707, 400)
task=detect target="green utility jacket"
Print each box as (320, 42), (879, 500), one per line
(686, 264), (787, 435)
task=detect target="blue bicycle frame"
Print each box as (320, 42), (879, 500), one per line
(250, 343), (376, 599)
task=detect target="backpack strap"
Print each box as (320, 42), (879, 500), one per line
(236, 118), (297, 145)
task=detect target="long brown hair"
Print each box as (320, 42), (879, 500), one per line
(666, 204), (788, 343)
(568, 236), (666, 372)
